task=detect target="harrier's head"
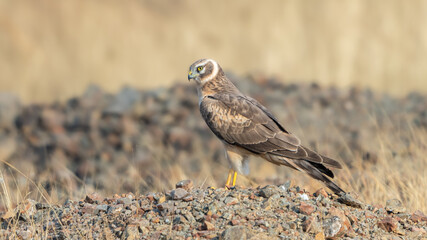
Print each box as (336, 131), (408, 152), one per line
(188, 59), (221, 84)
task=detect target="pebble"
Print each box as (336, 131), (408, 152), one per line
(385, 199), (406, 214)
(259, 185), (280, 198)
(176, 179), (194, 191)
(224, 197), (239, 206)
(171, 188), (189, 200)
(220, 226), (248, 240)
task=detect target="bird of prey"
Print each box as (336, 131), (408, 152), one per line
(188, 59), (345, 195)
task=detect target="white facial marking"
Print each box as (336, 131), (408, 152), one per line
(200, 59), (219, 84)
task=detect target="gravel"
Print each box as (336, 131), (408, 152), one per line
(1, 182), (426, 239)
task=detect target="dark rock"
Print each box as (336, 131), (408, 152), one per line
(176, 179), (194, 191)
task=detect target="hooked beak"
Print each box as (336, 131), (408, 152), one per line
(188, 70), (197, 81)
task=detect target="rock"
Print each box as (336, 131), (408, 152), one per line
(411, 210), (427, 223)
(183, 195), (194, 202)
(323, 216), (342, 238)
(16, 199), (38, 222)
(95, 204), (109, 213)
(202, 221), (215, 231)
(176, 179), (194, 190)
(299, 202), (315, 215)
(298, 193), (309, 201)
(302, 216), (322, 233)
(378, 217), (398, 232)
(314, 232), (325, 240)
(224, 197), (239, 206)
(327, 207), (352, 235)
(35, 203), (50, 210)
(121, 223), (140, 240)
(337, 192), (364, 209)
(221, 226), (248, 240)
(259, 185), (279, 198)
(156, 202), (173, 212)
(385, 199), (406, 214)
(117, 197), (132, 205)
(314, 188), (328, 198)
(85, 192), (103, 204)
(171, 188), (189, 200)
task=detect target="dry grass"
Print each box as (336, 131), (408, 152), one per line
(1, 120), (426, 214)
(1, 0), (427, 103)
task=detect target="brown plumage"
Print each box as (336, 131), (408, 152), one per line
(188, 59), (345, 195)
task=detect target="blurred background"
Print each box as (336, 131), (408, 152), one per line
(1, 0), (427, 103)
(0, 0), (426, 213)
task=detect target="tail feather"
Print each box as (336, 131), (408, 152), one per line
(293, 160), (345, 195)
(264, 153), (345, 195)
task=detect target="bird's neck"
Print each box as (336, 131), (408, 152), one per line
(199, 75), (241, 98)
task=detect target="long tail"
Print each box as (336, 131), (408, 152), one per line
(264, 153), (345, 195)
(292, 160), (345, 195)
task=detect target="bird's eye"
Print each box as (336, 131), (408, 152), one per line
(197, 66), (203, 72)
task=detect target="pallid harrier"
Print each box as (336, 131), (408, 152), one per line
(188, 59), (345, 195)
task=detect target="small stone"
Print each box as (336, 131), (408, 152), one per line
(224, 197), (239, 206)
(220, 226), (247, 240)
(323, 216), (342, 238)
(410, 226), (426, 235)
(202, 221), (215, 231)
(121, 223), (140, 240)
(299, 202), (315, 215)
(337, 192), (364, 209)
(183, 195), (194, 202)
(298, 193), (309, 201)
(377, 217), (398, 232)
(176, 179), (194, 191)
(385, 199), (406, 214)
(16, 199), (38, 222)
(327, 207), (352, 235)
(117, 197), (132, 205)
(411, 210), (427, 223)
(81, 203), (96, 215)
(314, 232), (325, 240)
(35, 203), (50, 210)
(95, 204), (109, 213)
(171, 188), (189, 200)
(157, 195), (166, 204)
(156, 202), (173, 211)
(303, 216), (321, 233)
(313, 188), (328, 198)
(259, 185), (279, 198)
(231, 219), (240, 226)
(85, 192), (103, 204)
(16, 229), (32, 240)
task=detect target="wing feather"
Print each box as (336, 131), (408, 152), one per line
(200, 94), (300, 152)
(199, 93), (342, 170)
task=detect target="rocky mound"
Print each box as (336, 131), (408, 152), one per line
(0, 76), (426, 197)
(1, 180), (426, 239)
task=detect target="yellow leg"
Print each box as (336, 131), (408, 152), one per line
(232, 171), (238, 187)
(225, 169), (234, 187)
